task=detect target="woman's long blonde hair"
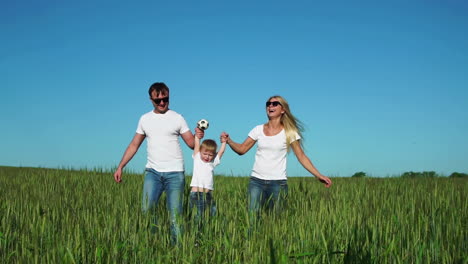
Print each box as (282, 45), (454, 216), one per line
(267, 95), (304, 151)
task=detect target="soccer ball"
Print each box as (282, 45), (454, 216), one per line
(197, 119), (209, 130)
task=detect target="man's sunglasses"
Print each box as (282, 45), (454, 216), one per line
(153, 97), (169, 104)
(266, 101), (282, 107)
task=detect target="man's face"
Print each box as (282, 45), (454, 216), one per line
(150, 90), (169, 114)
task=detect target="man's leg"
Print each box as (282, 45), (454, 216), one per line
(165, 171), (185, 245)
(142, 169), (164, 231)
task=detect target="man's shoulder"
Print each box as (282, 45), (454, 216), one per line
(140, 110), (155, 117)
(140, 110), (182, 118)
(166, 109), (183, 117)
(137, 110), (152, 121)
(139, 110), (188, 129)
(167, 110), (188, 123)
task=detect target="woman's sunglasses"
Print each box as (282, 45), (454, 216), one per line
(153, 97), (169, 104)
(266, 101), (282, 107)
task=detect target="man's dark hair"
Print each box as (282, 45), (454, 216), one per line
(148, 82), (169, 97)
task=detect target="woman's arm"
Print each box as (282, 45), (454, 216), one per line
(222, 132), (256, 155)
(227, 136), (256, 155)
(291, 140), (332, 187)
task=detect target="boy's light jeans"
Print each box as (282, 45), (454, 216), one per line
(189, 191), (217, 223)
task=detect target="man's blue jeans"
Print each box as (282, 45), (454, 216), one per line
(248, 176), (288, 213)
(142, 169), (185, 244)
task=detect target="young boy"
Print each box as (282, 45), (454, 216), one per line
(189, 133), (226, 225)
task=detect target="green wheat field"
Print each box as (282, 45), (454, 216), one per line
(0, 166), (466, 263)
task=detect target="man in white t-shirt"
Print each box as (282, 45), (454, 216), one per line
(113, 82), (203, 245)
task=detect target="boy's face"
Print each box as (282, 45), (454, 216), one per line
(200, 148), (215, 163)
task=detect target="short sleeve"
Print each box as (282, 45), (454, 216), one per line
(247, 125), (261, 141)
(213, 155), (221, 167)
(292, 131), (301, 142)
(179, 114), (190, 134)
(136, 116), (145, 135)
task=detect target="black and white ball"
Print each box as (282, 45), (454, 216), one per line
(197, 119), (209, 130)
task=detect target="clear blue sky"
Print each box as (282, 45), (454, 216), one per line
(1, 0), (467, 177)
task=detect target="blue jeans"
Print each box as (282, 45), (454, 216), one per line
(189, 191), (217, 227)
(142, 169), (185, 245)
(248, 177), (288, 214)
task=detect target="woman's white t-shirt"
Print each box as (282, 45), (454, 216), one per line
(136, 110), (190, 172)
(190, 152), (221, 190)
(248, 124), (300, 180)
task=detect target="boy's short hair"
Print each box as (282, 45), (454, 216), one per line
(200, 139), (217, 153)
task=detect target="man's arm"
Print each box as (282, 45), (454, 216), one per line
(181, 127), (204, 150)
(113, 133), (145, 183)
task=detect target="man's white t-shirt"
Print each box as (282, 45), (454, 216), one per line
(248, 124), (300, 180)
(190, 152), (221, 190)
(136, 110), (190, 172)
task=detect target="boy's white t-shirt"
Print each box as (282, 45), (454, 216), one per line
(248, 124), (300, 180)
(136, 110), (190, 172)
(190, 152), (221, 190)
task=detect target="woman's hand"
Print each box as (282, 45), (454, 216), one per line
(318, 175), (332, 188)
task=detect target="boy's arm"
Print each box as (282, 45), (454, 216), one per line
(193, 134), (201, 155)
(216, 140), (227, 159)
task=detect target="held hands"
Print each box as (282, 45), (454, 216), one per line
(195, 127), (205, 139)
(220, 132), (229, 143)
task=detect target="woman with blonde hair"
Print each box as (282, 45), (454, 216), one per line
(222, 95), (331, 214)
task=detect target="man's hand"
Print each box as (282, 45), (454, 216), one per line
(195, 127), (205, 139)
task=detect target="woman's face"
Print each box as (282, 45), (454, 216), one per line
(266, 98), (284, 118)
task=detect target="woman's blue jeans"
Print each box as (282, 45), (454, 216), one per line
(142, 168), (185, 244)
(248, 177), (288, 214)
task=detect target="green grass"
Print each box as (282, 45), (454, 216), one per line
(0, 166), (466, 263)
